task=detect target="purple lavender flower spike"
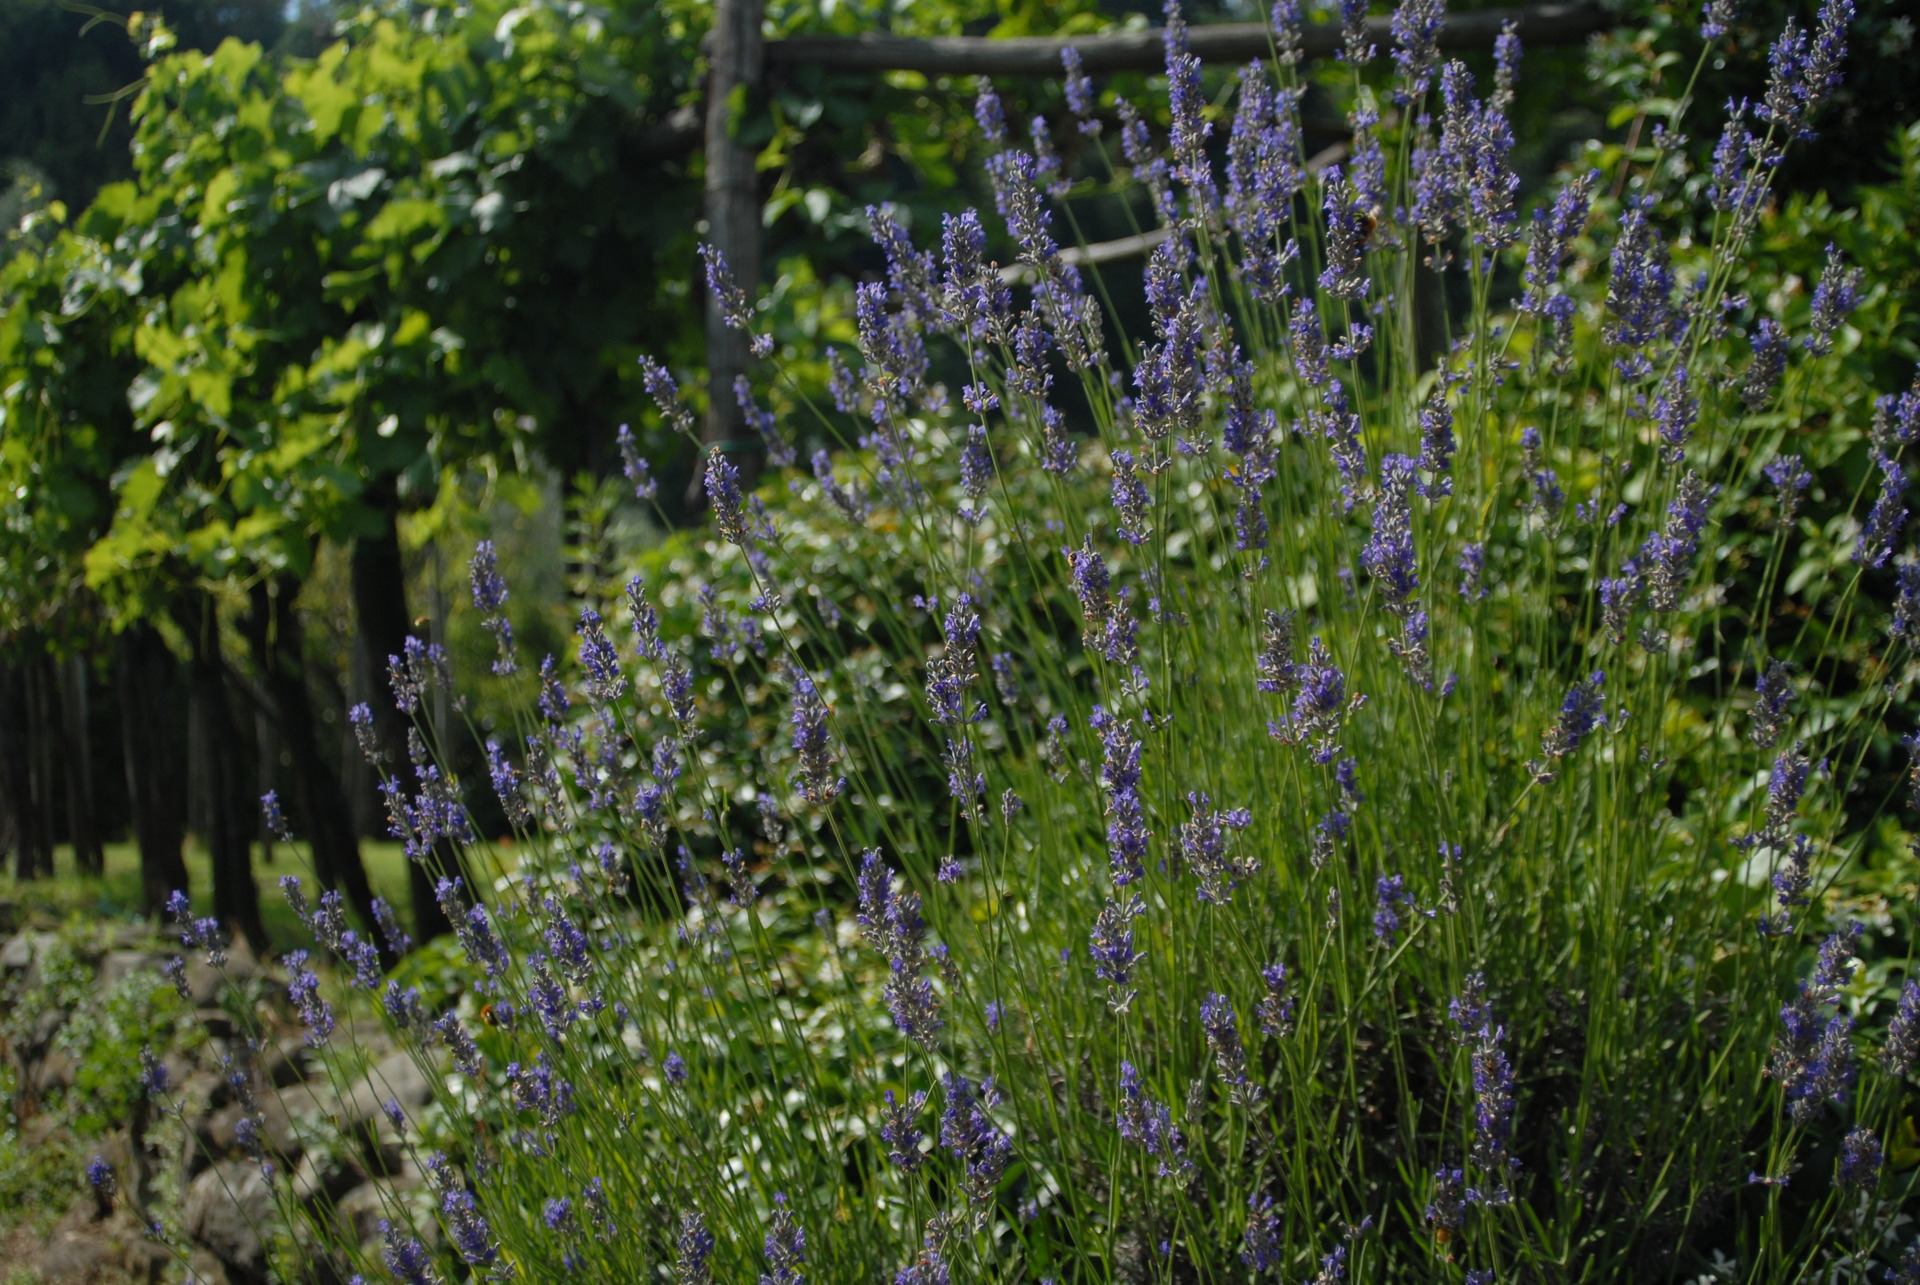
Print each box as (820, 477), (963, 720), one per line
(1201, 992), (1262, 1104)
(441, 1186), (500, 1272)
(577, 607), (625, 703)
(881, 1089), (930, 1170)
(1771, 923), (1863, 1123)
(1531, 671), (1606, 780)
(698, 243), (755, 333)
(1338, 0), (1375, 65)
(1641, 471), (1715, 611)
(1241, 1192), (1282, 1270)
(1837, 1126), (1882, 1189)
(1362, 454), (1421, 611)
(616, 424), (660, 503)
(469, 539), (507, 616)
(1426, 1167), (1465, 1233)
(1258, 963), (1296, 1036)
(855, 850), (943, 1046)
(675, 1213), (714, 1283)
(1092, 705), (1150, 884)
(789, 666), (843, 805)
(286, 950), (334, 1047)
(1389, 0), (1444, 100)
(1740, 318), (1788, 413)
(761, 1194), (807, 1285)
(1604, 198), (1676, 377)
(940, 1074), (1013, 1202)
(1884, 979), (1920, 1077)
(1854, 453), (1906, 568)
(1760, 0), (1853, 138)
(1270, 0), (1304, 63)
(975, 79), (1008, 150)
(1807, 243), (1864, 357)
(1319, 168), (1372, 300)
(1749, 660), (1795, 749)
(1181, 792), (1256, 903)
(1764, 453), (1811, 527)
(1889, 560), (1920, 645)
(1089, 893), (1146, 1011)
(1115, 1061), (1194, 1178)
(381, 1220), (440, 1285)
(1521, 169), (1596, 318)
(735, 376), (796, 468)
(1062, 46), (1098, 130)
(1449, 978), (1519, 1203)
(1372, 873), (1417, 945)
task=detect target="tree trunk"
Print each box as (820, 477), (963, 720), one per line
(60, 655), (104, 876)
(254, 686), (278, 866)
(695, 0), (767, 504)
(179, 596), (269, 956)
(350, 500), (456, 943)
(118, 624), (190, 915)
(243, 577), (387, 957)
(24, 655), (58, 878)
(0, 655), (49, 880)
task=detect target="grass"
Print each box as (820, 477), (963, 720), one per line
(0, 840), (415, 951)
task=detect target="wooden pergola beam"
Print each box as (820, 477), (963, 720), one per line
(760, 1), (1608, 77)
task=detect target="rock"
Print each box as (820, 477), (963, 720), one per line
(36, 1197), (170, 1285)
(198, 1078), (336, 1166)
(31, 1046), (77, 1094)
(29, 1005), (67, 1051)
(197, 1008), (238, 1038)
(110, 922), (157, 948)
(332, 1168), (426, 1252)
(179, 937), (257, 1006)
(19, 1113), (61, 1150)
(176, 1067), (227, 1117)
(97, 948), (167, 991)
(184, 1160), (276, 1283)
(261, 1035), (313, 1088)
(188, 1247), (236, 1285)
(185, 959), (226, 1006)
(291, 1150), (364, 1205)
(0, 928), (59, 972)
(336, 1050), (436, 1133)
(34, 1199), (116, 1284)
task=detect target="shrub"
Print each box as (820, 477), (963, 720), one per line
(127, 1), (1920, 1281)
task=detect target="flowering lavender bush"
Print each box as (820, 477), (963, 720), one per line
(119, 0), (1920, 1279)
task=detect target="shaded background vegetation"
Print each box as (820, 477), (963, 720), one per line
(0, 0), (1917, 944)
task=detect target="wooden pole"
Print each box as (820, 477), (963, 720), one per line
(761, 2), (1607, 76)
(699, 0), (767, 496)
(60, 654), (103, 876)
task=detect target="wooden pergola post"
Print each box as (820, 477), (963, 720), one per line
(700, 0), (767, 494)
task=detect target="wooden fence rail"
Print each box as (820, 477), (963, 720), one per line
(761, 1), (1608, 76)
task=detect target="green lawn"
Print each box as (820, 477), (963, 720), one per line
(0, 839), (414, 952)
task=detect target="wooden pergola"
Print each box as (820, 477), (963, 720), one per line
(696, 1), (1612, 468)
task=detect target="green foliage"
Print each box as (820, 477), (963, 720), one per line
(0, 0), (714, 642)
(1, 932), (96, 1056)
(53, 968), (187, 1136)
(0, 0), (294, 218)
(0, 1110), (83, 1241)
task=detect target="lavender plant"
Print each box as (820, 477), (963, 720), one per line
(122, 0), (1920, 1279)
